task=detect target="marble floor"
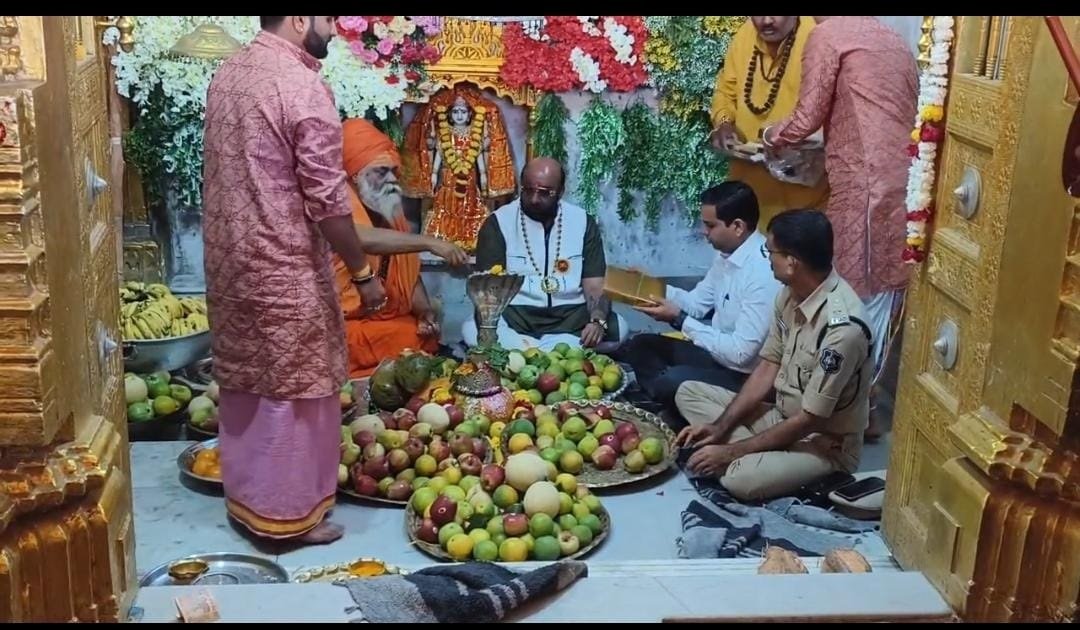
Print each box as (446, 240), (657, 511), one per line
(131, 438), (893, 582)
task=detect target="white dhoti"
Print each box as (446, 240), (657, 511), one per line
(862, 289), (904, 382)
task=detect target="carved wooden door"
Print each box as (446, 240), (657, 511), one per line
(884, 16), (1080, 622)
(0, 16), (135, 621)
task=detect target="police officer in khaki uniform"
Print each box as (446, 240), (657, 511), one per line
(674, 209), (872, 501)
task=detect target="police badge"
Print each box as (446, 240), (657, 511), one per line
(820, 348), (844, 374)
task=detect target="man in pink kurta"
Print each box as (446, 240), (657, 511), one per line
(763, 16), (917, 390)
(203, 16), (386, 545)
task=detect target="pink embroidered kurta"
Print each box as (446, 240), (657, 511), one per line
(203, 31), (351, 400)
(771, 17), (918, 299)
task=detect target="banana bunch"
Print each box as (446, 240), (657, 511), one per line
(120, 282), (210, 341)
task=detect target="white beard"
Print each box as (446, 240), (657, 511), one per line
(357, 175), (404, 223)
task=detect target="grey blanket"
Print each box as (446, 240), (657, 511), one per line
(337, 561), (587, 623)
(677, 477), (881, 560)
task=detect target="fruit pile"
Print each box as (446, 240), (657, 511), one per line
(410, 450), (607, 562)
(504, 402), (667, 475)
(338, 403), (492, 502)
(500, 343), (624, 406)
(190, 445), (221, 480)
(187, 381), (220, 433)
(125, 371), (199, 423)
(367, 350), (457, 411)
(120, 282), (209, 341)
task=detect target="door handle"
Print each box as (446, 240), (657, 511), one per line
(85, 158), (108, 205)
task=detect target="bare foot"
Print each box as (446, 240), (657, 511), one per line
(296, 520), (344, 545)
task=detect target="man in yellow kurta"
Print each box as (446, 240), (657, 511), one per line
(710, 16), (829, 225)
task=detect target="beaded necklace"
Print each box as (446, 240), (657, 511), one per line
(743, 19), (799, 116)
(518, 208), (563, 294)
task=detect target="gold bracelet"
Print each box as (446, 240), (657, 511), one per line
(351, 265), (373, 282)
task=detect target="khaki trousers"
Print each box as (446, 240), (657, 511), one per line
(675, 381), (840, 502)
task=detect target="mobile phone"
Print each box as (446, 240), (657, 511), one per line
(833, 476), (886, 502)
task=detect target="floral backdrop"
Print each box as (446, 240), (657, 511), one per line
(110, 15), (747, 230)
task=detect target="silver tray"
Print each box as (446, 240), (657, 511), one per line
(139, 552), (288, 587)
(177, 438), (222, 486)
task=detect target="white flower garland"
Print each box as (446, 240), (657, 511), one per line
(602, 17), (637, 65)
(903, 16), (955, 264)
(570, 47), (608, 93)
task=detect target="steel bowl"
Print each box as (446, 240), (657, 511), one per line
(123, 328), (211, 374)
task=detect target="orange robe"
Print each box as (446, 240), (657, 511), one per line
(333, 188), (438, 378)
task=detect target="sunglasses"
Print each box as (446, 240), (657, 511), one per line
(521, 186), (559, 199)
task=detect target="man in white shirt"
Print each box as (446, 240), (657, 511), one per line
(618, 182), (781, 408)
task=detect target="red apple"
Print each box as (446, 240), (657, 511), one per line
(417, 518), (440, 543)
(615, 422), (639, 441)
(362, 456), (390, 480)
(502, 512), (529, 536)
(591, 445), (618, 470)
(362, 442), (386, 461)
(444, 404), (465, 429)
(621, 433), (641, 455)
(458, 453), (483, 476)
(582, 360), (596, 376)
(404, 437), (425, 462)
(386, 479), (413, 501)
(382, 415), (398, 431)
(354, 430), (377, 450)
(428, 438), (451, 462)
(536, 373), (561, 395)
(558, 403), (580, 421)
(480, 464), (505, 492)
(512, 407), (536, 421)
(352, 473), (379, 496)
(406, 395), (426, 415)
(449, 433), (474, 457)
(430, 495), (458, 526)
(393, 408), (417, 431)
(594, 405), (613, 420)
(599, 433), (621, 452)
(472, 437), (489, 461)
(387, 448), (411, 473)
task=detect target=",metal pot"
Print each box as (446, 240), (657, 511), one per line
(123, 328), (212, 374)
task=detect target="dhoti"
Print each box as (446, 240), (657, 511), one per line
(218, 389), (339, 539)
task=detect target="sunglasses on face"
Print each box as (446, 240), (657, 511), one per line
(522, 186), (559, 199)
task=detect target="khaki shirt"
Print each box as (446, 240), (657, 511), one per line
(759, 270), (872, 436)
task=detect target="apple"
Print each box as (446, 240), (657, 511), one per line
(393, 408), (417, 431)
(386, 479), (413, 500)
(409, 423), (433, 441)
(594, 405), (613, 420)
(450, 433), (474, 457)
(340, 442), (361, 466)
(620, 433), (641, 455)
(428, 438), (451, 462)
(406, 395), (427, 415)
(417, 518), (439, 543)
(404, 437), (426, 463)
(582, 360), (596, 376)
(472, 437), (489, 460)
(388, 448), (411, 473)
(623, 449), (647, 474)
(615, 422), (639, 441)
(536, 373), (561, 395)
(438, 457), (461, 473)
(598, 433), (621, 452)
(458, 452), (483, 476)
(558, 530), (580, 556)
(377, 476), (395, 496)
(480, 464), (505, 492)
(502, 513), (529, 537)
(558, 404), (580, 421)
(444, 404), (465, 428)
(512, 407), (536, 421)
(362, 456), (390, 480)
(362, 442), (386, 461)
(382, 415), (398, 431)
(590, 445), (618, 470)
(430, 495), (458, 526)
(353, 474), (378, 496)
(354, 430), (377, 450)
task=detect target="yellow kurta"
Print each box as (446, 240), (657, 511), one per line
(710, 17), (830, 226)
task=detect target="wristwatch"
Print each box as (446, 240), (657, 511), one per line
(672, 311), (687, 331)
(589, 317), (609, 331)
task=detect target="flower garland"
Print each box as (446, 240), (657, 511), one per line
(903, 16), (955, 263)
(107, 16), (440, 208)
(500, 16), (649, 93)
(436, 104), (486, 199)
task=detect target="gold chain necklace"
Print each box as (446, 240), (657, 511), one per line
(519, 208), (563, 295)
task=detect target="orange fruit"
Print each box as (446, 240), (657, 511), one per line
(206, 464), (221, 479)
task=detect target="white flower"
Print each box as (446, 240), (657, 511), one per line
(570, 47), (607, 93)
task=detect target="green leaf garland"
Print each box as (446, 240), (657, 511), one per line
(575, 98), (625, 214)
(528, 93), (570, 165)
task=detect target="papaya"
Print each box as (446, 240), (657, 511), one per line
(395, 351), (434, 394)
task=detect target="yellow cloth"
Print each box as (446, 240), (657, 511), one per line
(710, 17), (830, 225)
